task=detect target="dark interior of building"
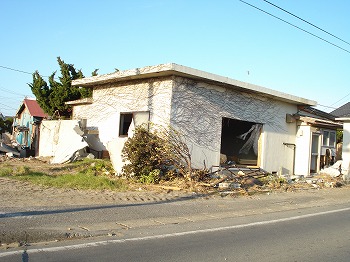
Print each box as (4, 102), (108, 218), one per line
(220, 117), (260, 165)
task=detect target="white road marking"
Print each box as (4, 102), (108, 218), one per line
(1, 206), (350, 257)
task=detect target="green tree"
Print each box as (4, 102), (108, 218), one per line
(0, 117), (13, 133)
(29, 57), (92, 118)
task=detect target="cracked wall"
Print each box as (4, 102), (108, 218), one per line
(170, 76), (297, 173)
(71, 75), (298, 175)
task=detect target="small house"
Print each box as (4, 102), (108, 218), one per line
(13, 98), (47, 156)
(294, 106), (342, 176)
(67, 63), (333, 177)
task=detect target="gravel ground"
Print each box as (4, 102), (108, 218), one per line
(0, 177), (194, 208)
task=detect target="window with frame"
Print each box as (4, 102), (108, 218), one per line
(119, 112), (150, 137)
(119, 113), (133, 136)
(322, 130), (336, 147)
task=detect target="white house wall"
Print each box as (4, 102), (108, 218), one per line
(71, 77), (173, 174)
(170, 76), (298, 175)
(70, 75), (302, 175)
(342, 121), (350, 172)
(294, 124), (312, 176)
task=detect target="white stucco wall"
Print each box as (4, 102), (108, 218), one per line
(71, 77), (173, 174)
(294, 124), (312, 176)
(170, 76), (298, 175)
(71, 75), (303, 176)
(342, 121), (350, 171)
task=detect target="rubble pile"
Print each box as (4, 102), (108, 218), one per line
(196, 165), (271, 195)
(196, 163), (348, 196)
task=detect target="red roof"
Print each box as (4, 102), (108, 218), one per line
(18, 99), (48, 118)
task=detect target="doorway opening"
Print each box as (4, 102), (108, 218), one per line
(310, 132), (320, 174)
(220, 117), (262, 166)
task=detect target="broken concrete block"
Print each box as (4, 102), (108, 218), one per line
(86, 153), (95, 159)
(219, 182), (231, 189)
(237, 171), (245, 176)
(218, 182), (241, 189)
(6, 152), (13, 158)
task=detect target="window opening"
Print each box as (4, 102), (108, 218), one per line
(220, 117), (262, 166)
(119, 113), (133, 136)
(329, 132), (336, 147)
(322, 130), (336, 147)
(119, 112), (150, 137)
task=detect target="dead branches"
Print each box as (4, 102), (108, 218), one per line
(156, 125), (194, 181)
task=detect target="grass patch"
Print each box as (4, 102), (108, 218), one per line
(16, 173), (127, 191)
(0, 167), (12, 176)
(0, 160), (128, 191)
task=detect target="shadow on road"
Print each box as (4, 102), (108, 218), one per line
(0, 193), (215, 219)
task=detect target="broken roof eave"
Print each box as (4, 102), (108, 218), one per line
(336, 117), (350, 122)
(299, 116), (343, 129)
(72, 63), (316, 106)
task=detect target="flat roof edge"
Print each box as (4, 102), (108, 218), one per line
(336, 117), (350, 121)
(170, 64), (316, 106)
(72, 63), (316, 106)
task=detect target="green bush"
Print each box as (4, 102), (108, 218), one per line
(122, 126), (165, 178)
(138, 169), (161, 184)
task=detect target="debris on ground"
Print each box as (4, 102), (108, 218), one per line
(0, 142), (20, 157)
(319, 160), (346, 178)
(0, 154), (347, 196)
(192, 162), (348, 196)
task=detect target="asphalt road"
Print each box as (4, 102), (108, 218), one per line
(2, 203), (350, 261)
(0, 188), (343, 244)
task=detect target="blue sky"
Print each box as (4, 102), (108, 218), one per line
(1, 0), (349, 116)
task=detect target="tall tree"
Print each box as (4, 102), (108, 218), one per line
(29, 57), (92, 118)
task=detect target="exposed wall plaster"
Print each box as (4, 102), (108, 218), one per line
(171, 76), (286, 152)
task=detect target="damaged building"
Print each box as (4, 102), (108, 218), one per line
(293, 106), (342, 176)
(51, 62), (338, 178)
(12, 98), (48, 157)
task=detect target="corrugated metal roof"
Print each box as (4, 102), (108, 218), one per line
(18, 99), (48, 118)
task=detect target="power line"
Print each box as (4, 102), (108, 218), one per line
(0, 96), (25, 101)
(0, 86), (30, 97)
(262, 0), (350, 46)
(0, 65), (32, 75)
(0, 102), (18, 111)
(0, 65), (50, 78)
(239, 0), (350, 54)
(317, 104), (337, 110)
(330, 92), (350, 106)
